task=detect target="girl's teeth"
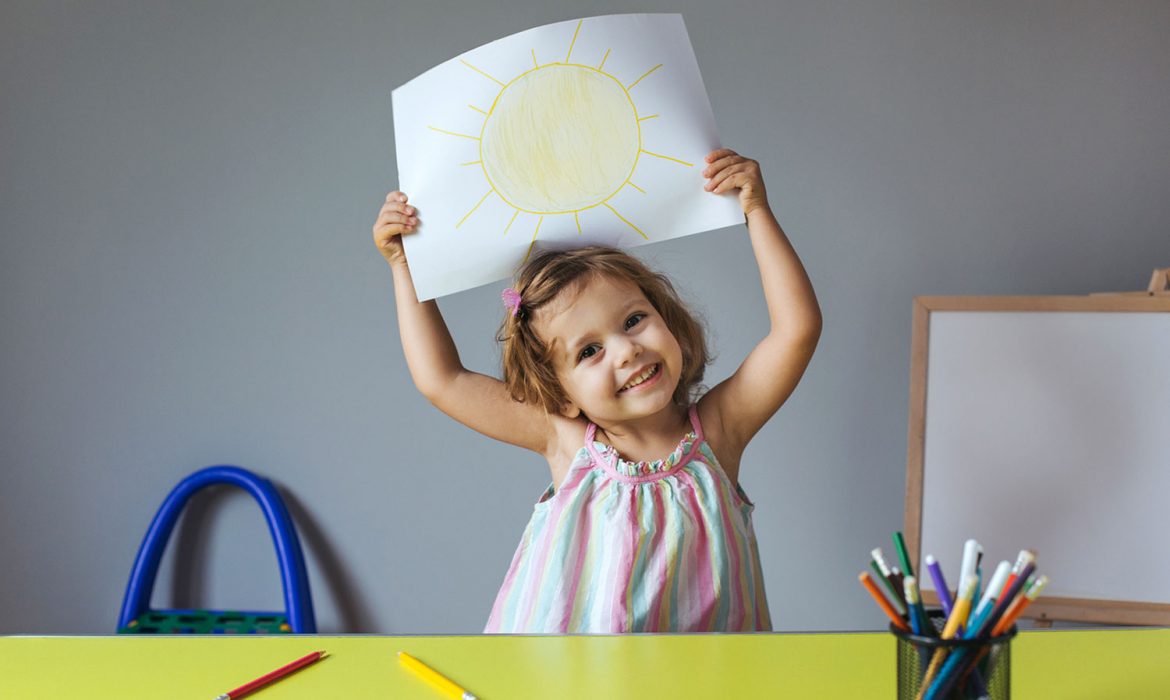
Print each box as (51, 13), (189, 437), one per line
(623, 364), (658, 390)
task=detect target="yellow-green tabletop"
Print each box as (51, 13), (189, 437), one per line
(2, 629), (1167, 699)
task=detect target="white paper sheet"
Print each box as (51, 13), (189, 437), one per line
(391, 13), (741, 301)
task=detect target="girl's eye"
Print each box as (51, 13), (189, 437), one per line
(577, 344), (600, 362)
(625, 313), (646, 330)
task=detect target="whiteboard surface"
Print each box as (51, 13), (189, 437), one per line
(919, 311), (1170, 604)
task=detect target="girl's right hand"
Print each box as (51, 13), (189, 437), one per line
(372, 191), (419, 267)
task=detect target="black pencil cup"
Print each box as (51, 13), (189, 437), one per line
(892, 610), (1016, 700)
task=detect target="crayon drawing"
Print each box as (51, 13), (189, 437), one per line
(393, 14), (741, 300)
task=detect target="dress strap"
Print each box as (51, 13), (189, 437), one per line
(687, 404), (705, 443)
(583, 421), (607, 466)
(682, 404), (704, 465)
(583, 406), (706, 477)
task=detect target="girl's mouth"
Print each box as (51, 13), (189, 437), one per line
(619, 363), (661, 393)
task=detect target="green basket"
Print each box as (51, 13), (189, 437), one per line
(118, 609), (291, 634)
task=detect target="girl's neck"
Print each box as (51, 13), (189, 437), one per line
(592, 404), (691, 463)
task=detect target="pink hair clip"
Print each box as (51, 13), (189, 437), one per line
(501, 287), (523, 317)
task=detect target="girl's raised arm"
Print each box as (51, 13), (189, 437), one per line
(374, 192), (554, 455)
(697, 151), (823, 460)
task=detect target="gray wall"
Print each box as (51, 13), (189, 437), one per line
(2, 1), (1166, 634)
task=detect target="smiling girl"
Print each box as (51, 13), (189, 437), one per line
(372, 149), (821, 633)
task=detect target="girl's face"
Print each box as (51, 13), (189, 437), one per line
(534, 274), (683, 424)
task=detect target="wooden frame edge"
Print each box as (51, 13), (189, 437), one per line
(905, 293), (1170, 625)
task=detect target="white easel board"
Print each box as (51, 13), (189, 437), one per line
(904, 295), (1170, 625)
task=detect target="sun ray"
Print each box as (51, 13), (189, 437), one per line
(603, 203), (647, 239)
(575, 212), (582, 234)
(626, 181), (646, 194)
(429, 126), (480, 141)
(457, 190), (494, 228)
(460, 59), (505, 87)
(641, 149), (693, 167)
(627, 64), (663, 90)
(468, 104), (488, 115)
(531, 49), (539, 68)
(460, 160), (482, 166)
(523, 216), (545, 262)
(565, 19), (583, 63)
(638, 114), (659, 121)
(597, 48), (611, 71)
(502, 209), (520, 236)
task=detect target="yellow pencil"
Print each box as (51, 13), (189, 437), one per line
(398, 651), (479, 700)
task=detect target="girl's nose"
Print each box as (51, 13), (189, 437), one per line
(614, 337), (643, 366)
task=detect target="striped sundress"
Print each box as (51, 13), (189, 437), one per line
(484, 405), (772, 634)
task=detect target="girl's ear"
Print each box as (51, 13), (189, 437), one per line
(558, 400), (581, 419)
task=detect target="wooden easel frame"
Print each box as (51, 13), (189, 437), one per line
(904, 291), (1170, 625)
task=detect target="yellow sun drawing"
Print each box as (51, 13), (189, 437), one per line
(428, 19), (693, 253)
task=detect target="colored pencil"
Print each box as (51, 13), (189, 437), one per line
(214, 650), (326, 700)
(399, 651), (479, 700)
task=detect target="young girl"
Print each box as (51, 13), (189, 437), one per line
(373, 149), (821, 633)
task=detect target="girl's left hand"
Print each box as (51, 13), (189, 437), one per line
(702, 148), (769, 217)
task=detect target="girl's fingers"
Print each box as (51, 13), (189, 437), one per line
(379, 201), (416, 218)
(705, 161), (753, 191)
(702, 154), (745, 178)
(378, 211), (417, 227)
(385, 191), (408, 203)
(705, 148), (737, 162)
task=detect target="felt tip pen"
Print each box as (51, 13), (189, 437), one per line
(996, 550), (1034, 600)
(869, 560), (908, 616)
(914, 575), (978, 700)
(966, 560), (1012, 638)
(871, 548), (894, 579)
(904, 576), (932, 637)
(991, 575), (1049, 637)
(959, 540), (980, 587)
(892, 531), (915, 579)
(990, 558), (1037, 627)
(924, 555), (953, 617)
(859, 571), (911, 632)
(889, 566), (908, 609)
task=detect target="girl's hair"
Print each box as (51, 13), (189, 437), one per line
(497, 246), (709, 414)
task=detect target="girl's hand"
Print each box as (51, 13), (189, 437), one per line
(373, 191), (419, 267)
(703, 149), (769, 217)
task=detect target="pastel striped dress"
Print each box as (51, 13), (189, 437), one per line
(484, 405), (772, 634)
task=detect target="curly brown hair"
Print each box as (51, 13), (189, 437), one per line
(497, 246), (709, 415)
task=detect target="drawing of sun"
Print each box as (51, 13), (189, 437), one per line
(429, 18), (692, 250)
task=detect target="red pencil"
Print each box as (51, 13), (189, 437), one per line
(215, 650), (327, 700)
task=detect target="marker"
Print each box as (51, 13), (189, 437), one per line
(893, 531), (916, 579)
(904, 576), (932, 637)
(989, 558), (1037, 629)
(924, 555), (954, 618)
(959, 540), (979, 588)
(872, 549), (908, 610)
(965, 561), (1012, 638)
(859, 571), (911, 632)
(398, 652), (479, 700)
(871, 548), (895, 579)
(915, 575), (977, 700)
(889, 566), (908, 610)
(991, 575), (1049, 637)
(869, 560), (908, 616)
(932, 562), (1020, 700)
(999, 550), (1035, 599)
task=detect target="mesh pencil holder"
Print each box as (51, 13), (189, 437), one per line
(892, 610), (1017, 700)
